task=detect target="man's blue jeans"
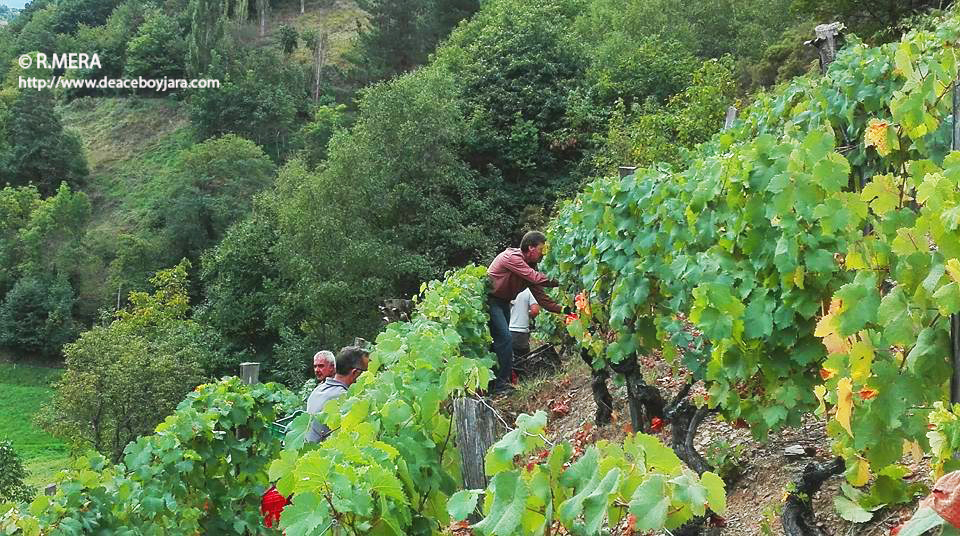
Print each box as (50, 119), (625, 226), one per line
(487, 296), (513, 388)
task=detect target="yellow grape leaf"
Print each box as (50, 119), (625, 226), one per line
(815, 313), (837, 337)
(849, 336), (874, 383)
(903, 440), (923, 464)
(947, 258), (960, 283)
(814, 385), (827, 415)
(847, 457), (871, 487)
(826, 333), (849, 355)
(846, 250), (867, 270)
(793, 265), (805, 289)
(837, 377), (854, 438)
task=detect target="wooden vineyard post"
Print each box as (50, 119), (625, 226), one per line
(723, 105), (738, 130)
(453, 398), (500, 493)
(240, 362), (260, 385)
(805, 22), (844, 74)
(618, 166), (636, 178)
(952, 80), (960, 405)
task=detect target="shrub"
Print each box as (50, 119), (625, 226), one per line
(0, 441), (33, 503)
(39, 261), (229, 462)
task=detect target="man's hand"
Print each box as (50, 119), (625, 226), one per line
(529, 304), (541, 318)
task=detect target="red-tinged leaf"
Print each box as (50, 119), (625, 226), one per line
(650, 417), (663, 432)
(550, 401), (570, 417)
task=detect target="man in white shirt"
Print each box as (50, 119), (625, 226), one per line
(509, 287), (540, 358)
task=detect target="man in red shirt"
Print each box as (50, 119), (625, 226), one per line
(486, 231), (566, 394)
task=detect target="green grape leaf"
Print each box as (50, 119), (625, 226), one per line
(933, 282), (960, 315)
(472, 472), (529, 536)
(484, 411), (547, 476)
(700, 471), (726, 514)
(835, 272), (879, 336)
(559, 446), (599, 489)
(283, 412), (312, 451)
(633, 434), (683, 473)
(861, 175), (900, 215)
(892, 228), (924, 256)
(448, 490), (482, 521)
(744, 291), (775, 339)
(280, 491), (331, 536)
(906, 327), (951, 376)
(268, 449), (301, 496)
(805, 249), (836, 273)
(877, 287), (918, 346)
(629, 475), (669, 531)
(812, 152), (850, 194)
(834, 496), (873, 523)
(670, 472), (709, 517)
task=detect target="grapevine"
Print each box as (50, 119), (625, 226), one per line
(0, 378), (299, 534)
(542, 8), (960, 517)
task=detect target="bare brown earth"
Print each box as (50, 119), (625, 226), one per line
(485, 353), (926, 536)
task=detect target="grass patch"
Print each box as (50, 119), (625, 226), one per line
(0, 363), (70, 488)
(248, 0), (365, 67)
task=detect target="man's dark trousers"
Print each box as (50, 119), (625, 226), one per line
(487, 295), (513, 389)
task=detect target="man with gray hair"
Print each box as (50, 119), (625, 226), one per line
(306, 346), (370, 443)
(313, 350), (335, 382)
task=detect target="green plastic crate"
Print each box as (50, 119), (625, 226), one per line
(269, 410), (304, 441)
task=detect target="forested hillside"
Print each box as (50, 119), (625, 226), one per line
(0, 0), (956, 533)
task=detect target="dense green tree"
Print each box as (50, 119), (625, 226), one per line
(0, 183), (90, 291)
(199, 210), (283, 357)
(278, 24), (297, 54)
(51, 0), (125, 35)
(0, 28), (16, 83)
(593, 57), (737, 172)
(188, 48), (307, 161)
(15, 5), (59, 54)
(574, 0), (799, 61)
(124, 9), (186, 82)
(7, 0), (54, 34)
(39, 261), (228, 463)
(350, 0), (479, 83)
(55, 0), (156, 97)
(740, 20), (819, 90)
(436, 0), (586, 181)
(14, 182), (91, 279)
(260, 67), (499, 348)
(0, 185), (39, 294)
(185, 0), (227, 76)
(6, 90), (88, 195)
(0, 183), (90, 356)
(584, 34), (698, 109)
(791, 0), (947, 41)
(159, 134), (275, 260)
(0, 274), (76, 357)
(291, 103), (347, 169)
